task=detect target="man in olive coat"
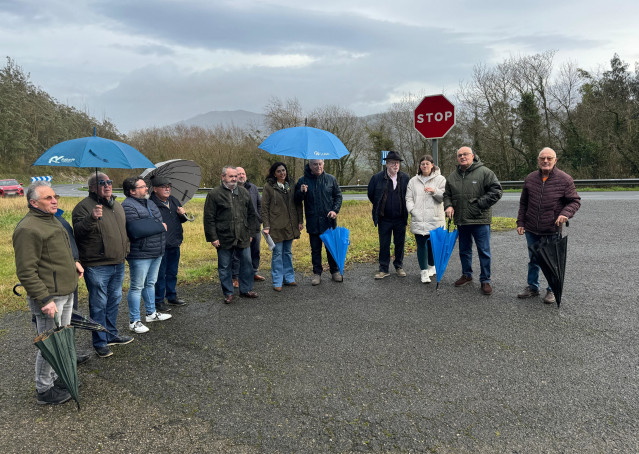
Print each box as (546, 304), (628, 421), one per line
(203, 166), (258, 303)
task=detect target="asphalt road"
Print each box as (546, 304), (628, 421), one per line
(1, 194), (638, 452)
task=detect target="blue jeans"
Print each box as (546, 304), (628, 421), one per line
(127, 256), (162, 322)
(232, 234), (261, 278)
(377, 218), (406, 272)
(155, 247), (180, 303)
(458, 224), (492, 283)
(85, 263), (125, 349)
(218, 246), (253, 296)
(525, 231), (556, 292)
(271, 239), (295, 287)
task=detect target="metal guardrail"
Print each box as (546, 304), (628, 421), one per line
(132, 178), (639, 194)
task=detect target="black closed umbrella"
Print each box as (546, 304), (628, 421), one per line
(529, 227), (568, 307)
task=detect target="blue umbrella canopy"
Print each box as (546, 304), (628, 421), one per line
(319, 226), (350, 275)
(258, 126), (350, 160)
(429, 222), (459, 290)
(33, 135), (154, 169)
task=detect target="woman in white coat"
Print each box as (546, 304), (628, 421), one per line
(405, 155), (447, 283)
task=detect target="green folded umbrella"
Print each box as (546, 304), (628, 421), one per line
(34, 312), (80, 410)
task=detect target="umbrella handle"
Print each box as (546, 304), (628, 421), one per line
(185, 213), (195, 222)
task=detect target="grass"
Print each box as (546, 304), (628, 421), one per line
(0, 196), (515, 315)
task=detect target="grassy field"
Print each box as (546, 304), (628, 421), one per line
(0, 197), (515, 315)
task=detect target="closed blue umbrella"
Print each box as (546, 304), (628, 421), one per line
(429, 221), (459, 290)
(259, 126), (349, 160)
(319, 226), (350, 275)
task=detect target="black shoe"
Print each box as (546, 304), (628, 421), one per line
(107, 335), (134, 346)
(54, 378), (81, 391)
(155, 301), (171, 312)
(95, 346), (113, 358)
(168, 298), (186, 306)
(76, 352), (91, 364)
(37, 386), (72, 405)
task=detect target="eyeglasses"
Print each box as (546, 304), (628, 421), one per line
(41, 195), (60, 201)
(157, 184), (171, 189)
(457, 153), (472, 158)
(98, 180), (113, 186)
(538, 156), (555, 161)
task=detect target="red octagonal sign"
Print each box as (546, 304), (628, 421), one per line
(414, 94), (455, 139)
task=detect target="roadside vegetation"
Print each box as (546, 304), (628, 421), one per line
(0, 197), (515, 315)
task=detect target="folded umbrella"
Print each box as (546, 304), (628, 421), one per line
(34, 313), (81, 410)
(319, 226), (350, 275)
(429, 221), (459, 290)
(529, 228), (568, 307)
(71, 309), (107, 332)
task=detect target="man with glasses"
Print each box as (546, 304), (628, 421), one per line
(367, 151), (411, 279)
(294, 159), (343, 285)
(149, 176), (188, 310)
(516, 147), (581, 304)
(444, 147), (503, 295)
(73, 173), (132, 358)
(14, 182), (84, 404)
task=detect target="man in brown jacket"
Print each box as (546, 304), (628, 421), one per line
(516, 147), (581, 304)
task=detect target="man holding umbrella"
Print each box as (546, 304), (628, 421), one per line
(13, 181), (83, 405)
(72, 173), (132, 358)
(294, 159), (343, 285)
(516, 147), (581, 304)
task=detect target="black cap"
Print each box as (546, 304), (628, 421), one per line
(150, 176), (171, 187)
(383, 150), (404, 162)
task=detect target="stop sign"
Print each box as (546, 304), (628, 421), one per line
(414, 94), (455, 139)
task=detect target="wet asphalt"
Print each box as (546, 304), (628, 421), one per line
(1, 196), (638, 453)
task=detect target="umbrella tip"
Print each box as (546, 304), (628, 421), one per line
(93, 126), (96, 137)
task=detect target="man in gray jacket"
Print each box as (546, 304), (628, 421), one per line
(444, 147), (503, 295)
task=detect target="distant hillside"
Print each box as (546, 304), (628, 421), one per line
(175, 110), (266, 131)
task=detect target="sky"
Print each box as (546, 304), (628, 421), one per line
(2, 0), (638, 134)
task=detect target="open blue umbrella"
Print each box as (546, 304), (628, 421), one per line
(33, 128), (154, 178)
(429, 221), (459, 290)
(319, 226), (350, 275)
(258, 126), (349, 160)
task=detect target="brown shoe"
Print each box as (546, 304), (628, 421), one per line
(543, 290), (556, 304)
(223, 294), (234, 304)
(284, 282), (297, 287)
(454, 275), (472, 287)
(273, 287), (282, 292)
(254, 274), (266, 281)
(331, 272), (343, 282)
(481, 282), (493, 295)
(240, 291), (258, 298)
(232, 279), (239, 288)
(517, 286), (540, 298)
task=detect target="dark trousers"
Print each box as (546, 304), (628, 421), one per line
(155, 246), (180, 303)
(309, 233), (338, 275)
(414, 234), (434, 270)
(232, 235), (261, 278)
(377, 218), (406, 272)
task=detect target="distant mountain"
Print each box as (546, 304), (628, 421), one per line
(175, 110), (266, 131)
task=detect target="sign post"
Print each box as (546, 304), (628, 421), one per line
(414, 94), (455, 166)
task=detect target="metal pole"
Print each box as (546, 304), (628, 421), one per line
(432, 139), (439, 167)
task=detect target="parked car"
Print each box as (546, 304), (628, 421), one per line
(0, 179), (25, 197)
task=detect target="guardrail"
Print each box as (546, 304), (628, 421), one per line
(122, 178), (639, 194)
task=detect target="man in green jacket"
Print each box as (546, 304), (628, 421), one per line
(13, 182), (84, 405)
(204, 165), (258, 304)
(443, 147), (503, 295)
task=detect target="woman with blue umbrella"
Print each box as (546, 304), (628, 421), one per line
(261, 162), (304, 291)
(406, 155), (447, 283)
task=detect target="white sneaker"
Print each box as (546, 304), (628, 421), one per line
(420, 270), (431, 283)
(145, 311), (172, 322)
(427, 265), (436, 277)
(129, 320), (149, 334)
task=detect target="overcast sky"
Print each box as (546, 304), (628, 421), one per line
(2, 0), (638, 133)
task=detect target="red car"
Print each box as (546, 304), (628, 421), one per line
(0, 179), (25, 197)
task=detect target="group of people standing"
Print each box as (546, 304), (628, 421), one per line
(13, 173), (189, 405)
(13, 145), (580, 406)
(367, 146), (580, 301)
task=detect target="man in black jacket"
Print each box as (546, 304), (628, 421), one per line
(367, 151), (411, 279)
(294, 159), (343, 285)
(150, 176), (189, 310)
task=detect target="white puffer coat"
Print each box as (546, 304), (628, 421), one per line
(405, 168), (446, 236)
